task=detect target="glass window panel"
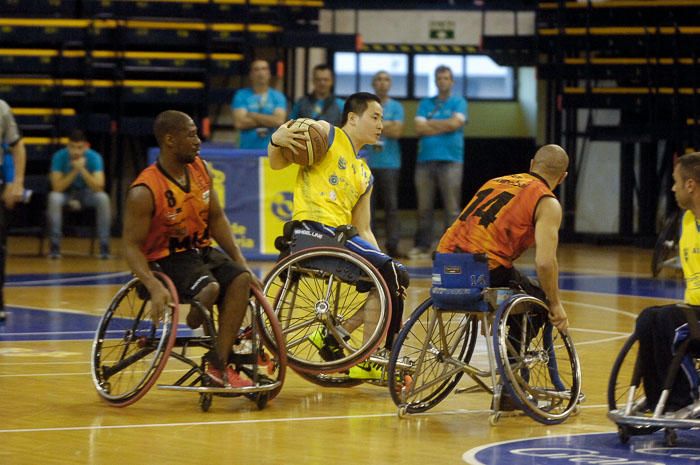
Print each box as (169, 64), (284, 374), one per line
(358, 53), (408, 97)
(465, 55), (514, 100)
(413, 54), (464, 98)
(334, 52), (357, 96)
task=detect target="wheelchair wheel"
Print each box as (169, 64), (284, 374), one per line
(237, 286), (287, 405)
(652, 211), (680, 277)
(387, 298), (479, 413)
(493, 295), (581, 424)
(607, 333), (660, 438)
(91, 272), (178, 407)
(260, 247), (391, 374)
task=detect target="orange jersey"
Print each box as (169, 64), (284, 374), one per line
(437, 173), (555, 269)
(130, 157), (212, 261)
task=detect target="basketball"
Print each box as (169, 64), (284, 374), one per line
(279, 118), (329, 166)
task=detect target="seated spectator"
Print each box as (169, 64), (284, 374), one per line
(47, 130), (111, 259)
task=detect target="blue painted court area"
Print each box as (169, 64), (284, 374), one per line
(463, 430), (700, 465)
(0, 268), (685, 342)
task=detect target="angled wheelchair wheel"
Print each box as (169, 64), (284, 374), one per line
(91, 272), (178, 407)
(607, 333), (660, 438)
(493, 295), (581, 424)
(387, 298), (479, 414)
(260, 247), (391, 374)
(236, 286), (287, 406)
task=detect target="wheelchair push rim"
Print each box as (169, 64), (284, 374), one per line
(493, 294), (582, 425)
(90, 271), (179, 407)
(260, 246), (392, 374)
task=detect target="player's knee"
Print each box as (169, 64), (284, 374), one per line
(196, 281), (220, 308)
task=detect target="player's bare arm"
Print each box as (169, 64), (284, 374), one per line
(351, 187), (380, 249)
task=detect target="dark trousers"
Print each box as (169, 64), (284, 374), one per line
(370, 168), (400, 252)
(636, 304), (700, 410)
(490, 265), (548, 354)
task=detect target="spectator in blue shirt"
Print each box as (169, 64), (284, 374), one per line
(365, 70), (404, 258)
(409, 65), (468, 259)
(232, 59), (287, 149)
(47, 130), (111, 259)
(290, 64), (345, 126)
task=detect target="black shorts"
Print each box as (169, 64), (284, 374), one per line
(151, 247), (248, 301)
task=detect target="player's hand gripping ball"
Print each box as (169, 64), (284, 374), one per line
(279, 118), (328, 166)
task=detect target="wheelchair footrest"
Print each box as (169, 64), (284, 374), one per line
(157, 381), (281, 394)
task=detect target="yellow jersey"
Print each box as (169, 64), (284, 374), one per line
(292, 126), (372, 227)
(680, 209), (700, 304)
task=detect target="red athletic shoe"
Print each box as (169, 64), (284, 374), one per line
(206, 365), (253, 388)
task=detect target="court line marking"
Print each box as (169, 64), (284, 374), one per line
(0, 403), (610, 435)
(462, 430), (618, 465)
(7, 271), (131, 287)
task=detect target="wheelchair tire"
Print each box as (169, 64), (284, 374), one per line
(260, 246), (391, 374)
(652, 211), (680, 278)
(493, 294), (582, 425)
(607, 333), (661, 437)
(232, 286), (287, 405)
(387, 298), (479, 413)
(91, 272), (178, 407)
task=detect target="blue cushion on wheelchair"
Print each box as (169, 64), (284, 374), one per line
(430, 253), (489, 311)
(431, 286), (488, 311)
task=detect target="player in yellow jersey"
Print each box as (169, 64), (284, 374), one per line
(635, 152), (700, 414)
(268, 92), (409, 380)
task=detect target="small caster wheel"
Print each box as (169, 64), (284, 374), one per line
(618, 425), (630, 444)
(664, 428), (677, 447)
(398, 405), (408, 418)
(489, 412), (501, 426)
(256, 393), (269, 410)
(200, 393), (212, 412)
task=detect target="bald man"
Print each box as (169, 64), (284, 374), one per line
(437, 144), (570, 334)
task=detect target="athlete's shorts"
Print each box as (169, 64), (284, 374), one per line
(151, 247), (248, 301)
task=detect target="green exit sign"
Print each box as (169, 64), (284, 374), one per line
(429, 20), (455, 40)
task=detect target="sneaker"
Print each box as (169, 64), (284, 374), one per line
(348, 360), (384, 380)
(206, 365), (253, 388)
(307, 328), (345, 361)
(48, 242), (61, 259)
(99, 243), (111, 260)
(407, 247), (430, 259)
(492, 392), (521, 412)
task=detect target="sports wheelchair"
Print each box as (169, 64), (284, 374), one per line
(90, 271), (287, 411)
(259, 225), (397, 387)
(387, 253), (582, 425)
(608, 306), (700, 446)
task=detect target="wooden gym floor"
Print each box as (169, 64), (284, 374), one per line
(0, 236), (686, 465)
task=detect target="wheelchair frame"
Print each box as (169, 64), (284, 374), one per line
(608, 332), (700, 446)
(387, 288), (583, 425)
(90, 271), (287, 411)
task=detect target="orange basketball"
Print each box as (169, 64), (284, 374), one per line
(280, 118), (329, 166)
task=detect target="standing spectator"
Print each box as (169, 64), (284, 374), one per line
(365, 71), (404, 258)
(0, 100), (26, 322)
(290, 64), (344, 126)
(409, 65), (468, 259)
(47, 130), (111, 259)
(232, 59), (287, 150)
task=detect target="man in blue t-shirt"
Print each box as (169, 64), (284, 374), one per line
(409, 65), (468, 259)
(232, 59), (287, 149)
(365, 71), (404, 258)
(290, 64), (345, 126)
(48, 130), (111, 259)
